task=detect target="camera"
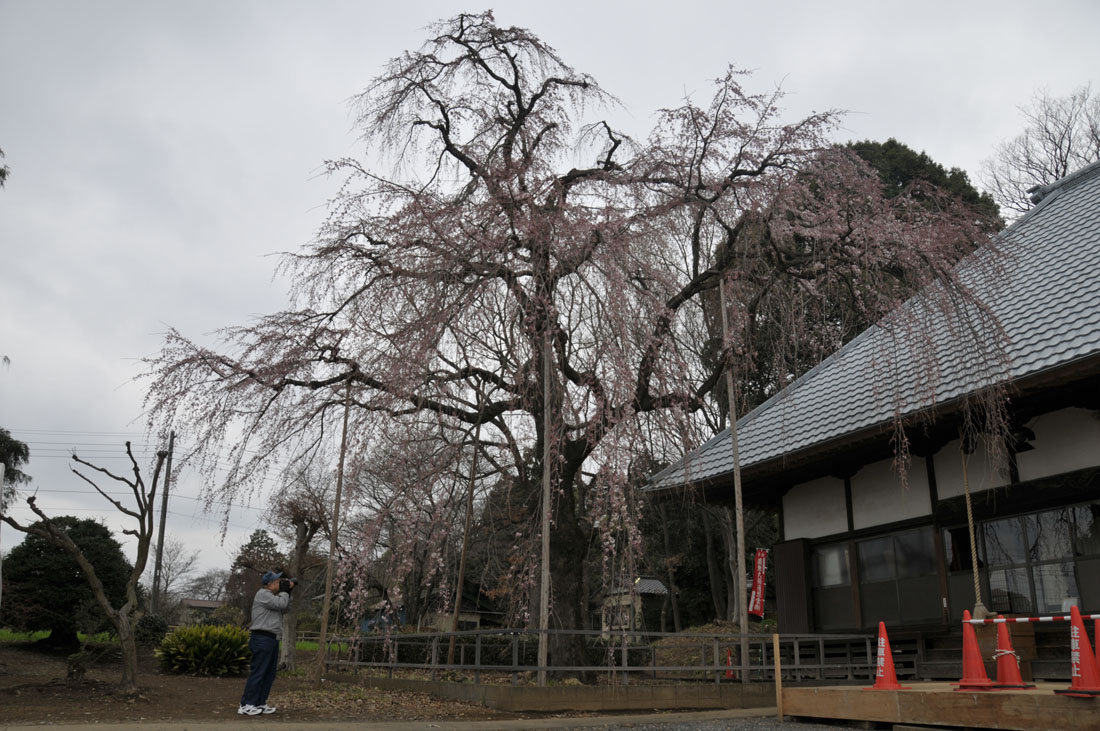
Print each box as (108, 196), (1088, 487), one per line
(279, 578), (297, 594)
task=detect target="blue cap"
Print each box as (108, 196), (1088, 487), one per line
(262, 570), (283, 584)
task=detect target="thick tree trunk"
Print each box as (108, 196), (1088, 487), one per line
(115, 613), (139, 693)
(42, 625), (80, 651)
(547, 517), (589, 675)
(542, 464), (591, 677)
(279, 520), (312, 671)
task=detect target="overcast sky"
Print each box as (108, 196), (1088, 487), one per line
(2, 0), (1098, 578)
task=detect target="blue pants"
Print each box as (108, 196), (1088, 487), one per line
(240, 632), (279, 707)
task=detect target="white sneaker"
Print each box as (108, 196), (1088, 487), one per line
(238, 704), (263, 716)
(260, 704), (277, 714)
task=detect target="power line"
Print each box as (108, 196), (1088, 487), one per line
(0, 504), (261, 533)
(17, 488), (266, 511)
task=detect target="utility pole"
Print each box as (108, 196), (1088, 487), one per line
(151, 430), (175, 615)
(718, 277), (749, 682)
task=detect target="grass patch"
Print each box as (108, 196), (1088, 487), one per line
(0, 629), (49, 643)
(296, 640), (351, 652)
(0, 629), (117, 644)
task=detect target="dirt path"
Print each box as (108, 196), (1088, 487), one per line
(0, 642), (519, 725)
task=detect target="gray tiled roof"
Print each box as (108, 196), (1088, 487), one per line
(609, 577), (670, 596)
(648, 161), (1100, 492)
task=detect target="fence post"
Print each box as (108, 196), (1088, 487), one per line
(773, 634), (783, 720)
(511, 632), (519, 687)
(475, 634), (482, 685)
(818, 638), (825, 681)
(713, 638), (720, 685)
(431, 635), (440, 681)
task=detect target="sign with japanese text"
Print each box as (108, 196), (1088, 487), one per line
(748, 548), (768, 617)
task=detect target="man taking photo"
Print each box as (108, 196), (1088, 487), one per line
(239, 570), (294, 716)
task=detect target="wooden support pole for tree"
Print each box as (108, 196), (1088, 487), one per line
(313, 380), (352, 688)
(448, 419), (482, 667)
(959, 430), (990, 619)
(718, 276), (750, 682)
(538, 328), (553, 688)
(773, 633), (784, 720)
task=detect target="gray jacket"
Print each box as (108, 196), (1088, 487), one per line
(249, 588), (291, 639)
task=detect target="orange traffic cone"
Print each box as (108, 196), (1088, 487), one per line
(1055, 606), (1100, 697)
(991, 615), (1033, 689)
(955, 610), (995, 691)
(864, 621), (909, 690)
(725, 648), (734, 679)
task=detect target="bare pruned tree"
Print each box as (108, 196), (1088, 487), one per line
(143, 535), (200, 618)
(981, 84), (1100, 217)
(144, 12), (1006, 668)
(185, 568), (230, 602)
(0, 443), (167, 693)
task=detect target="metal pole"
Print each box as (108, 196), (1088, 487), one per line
(718, 277), (750, 682)
(151, 430), (174, 615)
(313, 381), (352, 688)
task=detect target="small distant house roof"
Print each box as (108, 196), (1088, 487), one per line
(180, 598), (226, 610)
(648, 160), (1100, 495)
(609, 577), (669, 596)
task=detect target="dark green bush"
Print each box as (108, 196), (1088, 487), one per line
(156, 625), (250, 676)
(135, 614), (169, 645)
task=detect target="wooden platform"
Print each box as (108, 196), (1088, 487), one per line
(783, 682), (1100, 730)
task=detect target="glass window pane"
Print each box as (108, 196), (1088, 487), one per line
(983, 517), (1027, 567)
(945, 526), (982, 572)
(1074, 503), (1100, 557)
(1033, 563), (1079, 614)
(858, 537), (895, 582)
(813, 544), (850, 588)
(895, 528), (936, 578)
(1028, 510), (1072, 561)
(988, 568), (1032, 614)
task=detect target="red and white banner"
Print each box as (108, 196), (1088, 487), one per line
(748, 548), (768, 617)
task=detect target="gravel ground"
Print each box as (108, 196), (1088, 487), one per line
(547, 719), (851, 730)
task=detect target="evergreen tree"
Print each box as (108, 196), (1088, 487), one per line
(848, 138), (1002, 227)
(1, 427), (31, 510)
(224, 530), (286, 619)
(0, 517), (131, 648)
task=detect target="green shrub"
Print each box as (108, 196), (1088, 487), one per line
(157, 625), (250, 676)
(135, 614), (169, 645)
